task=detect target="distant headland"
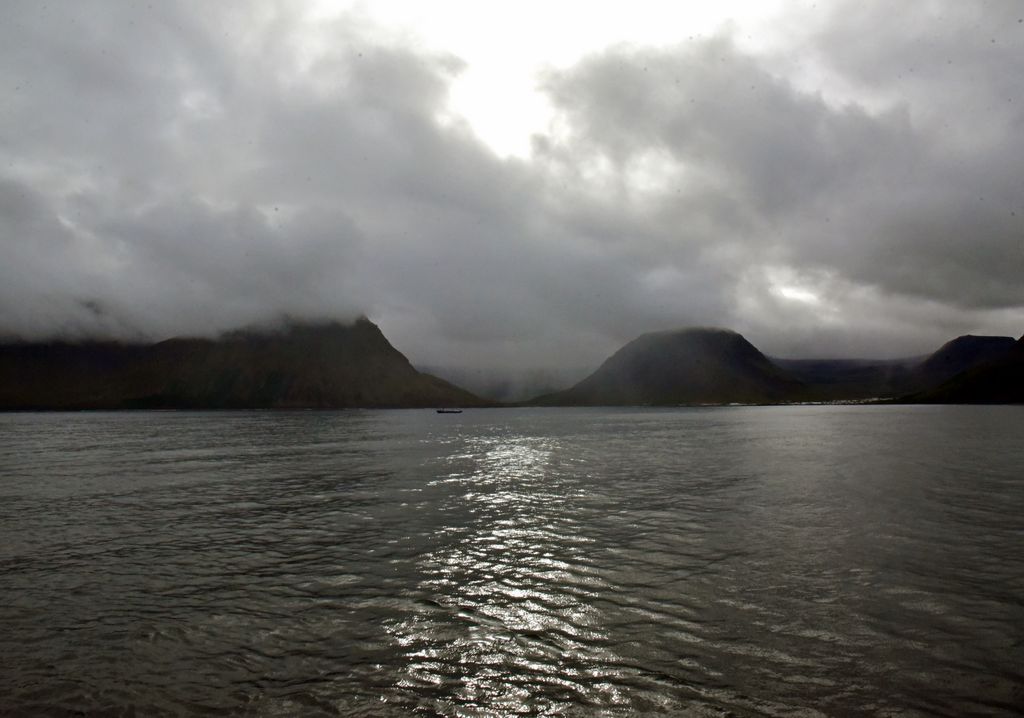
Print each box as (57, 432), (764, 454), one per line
(1, 319), (1021, 409)
(0, 318), (486, 410)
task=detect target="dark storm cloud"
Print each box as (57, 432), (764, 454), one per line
(1, 1), (1021, 367)
(536, 2), (1024, 356)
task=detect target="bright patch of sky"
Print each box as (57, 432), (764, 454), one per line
(308, 0), (802, 157)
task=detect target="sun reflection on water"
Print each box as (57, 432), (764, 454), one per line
(384, 435), (634, 714)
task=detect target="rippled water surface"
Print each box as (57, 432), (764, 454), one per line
(2, 406), (1023, 716)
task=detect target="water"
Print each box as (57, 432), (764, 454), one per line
(1, 406), (1022, 717)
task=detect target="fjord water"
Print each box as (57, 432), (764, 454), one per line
(1, 407), (1022, 716)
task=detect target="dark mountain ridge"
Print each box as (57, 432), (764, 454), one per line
(0, 318), (484, 410)
(910, 335), (1024, 404)
(4, 321), (1021, 409)
(534, 328), (804, 406)
(914, 335), (1017, 384)
(774, 334), (1018, 401)
(771, 357), (919, 401)
(531, 328), (1021, 406)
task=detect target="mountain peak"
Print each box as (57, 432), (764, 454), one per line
(917, 334), (1016, 379)
(536, 326), (801, 406)
(650, 326), (738, 336)
(914, 334), (1024, 404)
(0, 317), (484, 409)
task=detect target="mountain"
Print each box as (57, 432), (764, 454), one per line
(773, 335), (1017, 401)
(0, 318), (485, 410)
(530, 328), (1021, 407)
(5, 319), (1018, 409)
(910, 336), (1024, 404)
(771, 357), (919, 401)
(534, 328), (804, 406)
(912, 335), (1017, 386)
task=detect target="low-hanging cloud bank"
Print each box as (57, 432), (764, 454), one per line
(1, 1), (1022, 367)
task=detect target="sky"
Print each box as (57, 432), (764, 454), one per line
(1, 0), (1022, 369)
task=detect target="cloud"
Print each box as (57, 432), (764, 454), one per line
(1, 0), (1021, 367)
(534, 4), (1024, 356)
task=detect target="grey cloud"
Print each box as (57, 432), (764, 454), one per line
(537, 14), (1023, 355)
(0, 0), (1021, 368)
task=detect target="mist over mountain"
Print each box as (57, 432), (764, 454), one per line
(0, 318), (483, 410)
(5, 312), (1019, 410)
(775, 335), (1019, 401)
(420, 365), (593, 404)
(771, 357), (919, 401)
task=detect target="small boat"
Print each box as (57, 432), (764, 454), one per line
(436, 408), (463, 414)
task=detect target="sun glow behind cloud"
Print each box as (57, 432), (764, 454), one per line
(775, 285), (821, 305)
(308, 0), (799, 157)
